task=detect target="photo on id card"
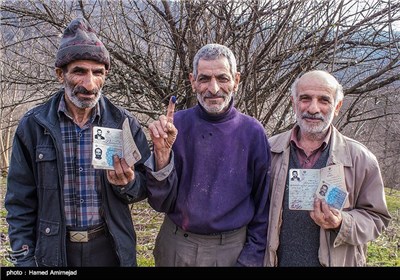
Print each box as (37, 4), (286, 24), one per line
(315, 181), (348, 210)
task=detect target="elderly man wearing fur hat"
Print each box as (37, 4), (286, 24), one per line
(5, 18), (151, 267)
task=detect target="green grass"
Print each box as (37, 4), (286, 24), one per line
(1, 178), (399, 267)
(0, 177), (12, 267)
(131, 201), (163, 267)
(366, 188), (400, 267)
(385, 188), (400, 211)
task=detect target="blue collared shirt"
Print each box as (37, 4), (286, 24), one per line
(58, 97), (103, 228)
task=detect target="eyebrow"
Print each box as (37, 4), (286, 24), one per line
(70, 66), (105, 73)
(197, 73), (229, 79)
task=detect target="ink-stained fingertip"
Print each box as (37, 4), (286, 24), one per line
(171, 96), (176, 104)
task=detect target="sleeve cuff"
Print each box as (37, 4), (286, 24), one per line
(333, 211), (351, 247)
(112, 182), (131, 194)
(144, 152), (174, 181)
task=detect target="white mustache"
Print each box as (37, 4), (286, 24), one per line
(203, 92), (226, 98)
(301, 113), (324, 121)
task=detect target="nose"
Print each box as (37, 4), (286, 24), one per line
(208, 77), (220, 95)
(307, 99), (320, 114)
(81, 72), (96, 91)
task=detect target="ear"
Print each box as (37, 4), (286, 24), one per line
(233, 72), (241, 92)
(334, 100), (343, 116)
(55, 68), (64, 83)
(189, 73), (196, 93)
(290, 96), (296, 113)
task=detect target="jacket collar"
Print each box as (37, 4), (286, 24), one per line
(33, 89), (125, 130)
(271, 124), (353, 167)
(329, 125), (353, 167)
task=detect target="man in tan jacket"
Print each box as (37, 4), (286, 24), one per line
(265, 70), (391, 266)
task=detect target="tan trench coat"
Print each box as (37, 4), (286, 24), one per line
(264, 125), (391, 267)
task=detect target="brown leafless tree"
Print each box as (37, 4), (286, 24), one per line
(1, 0), (400, 188)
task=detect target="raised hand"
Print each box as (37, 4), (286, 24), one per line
(148, 96), (178, 170)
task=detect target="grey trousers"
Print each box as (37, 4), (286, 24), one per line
(153, 215), (246, 267)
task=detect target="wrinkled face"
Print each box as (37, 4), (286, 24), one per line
(190, 57), (240, 114)
(292, 75), (342, 135)
(57, 60), (107, 109)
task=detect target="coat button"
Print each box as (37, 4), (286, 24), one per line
(38, 154), (44, 159)
(45, 228), (50, 234)
(184, 233), (188, 237)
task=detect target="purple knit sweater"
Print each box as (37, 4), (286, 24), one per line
(147, 101), (271, 266)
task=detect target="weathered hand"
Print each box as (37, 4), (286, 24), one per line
(148, 96), (178, 170)
(107, 155), (135, 186)
(310, 198), (342, 230)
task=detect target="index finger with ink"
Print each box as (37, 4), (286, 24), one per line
(166, 96), (176, 123)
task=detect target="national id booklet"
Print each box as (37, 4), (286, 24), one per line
(288, 164), (349, 211)
(92, 118), (142, 170)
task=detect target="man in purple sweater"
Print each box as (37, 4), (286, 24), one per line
(145, 43), (271, 266)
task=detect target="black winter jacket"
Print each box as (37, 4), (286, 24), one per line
(5, 90), (151, 266)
